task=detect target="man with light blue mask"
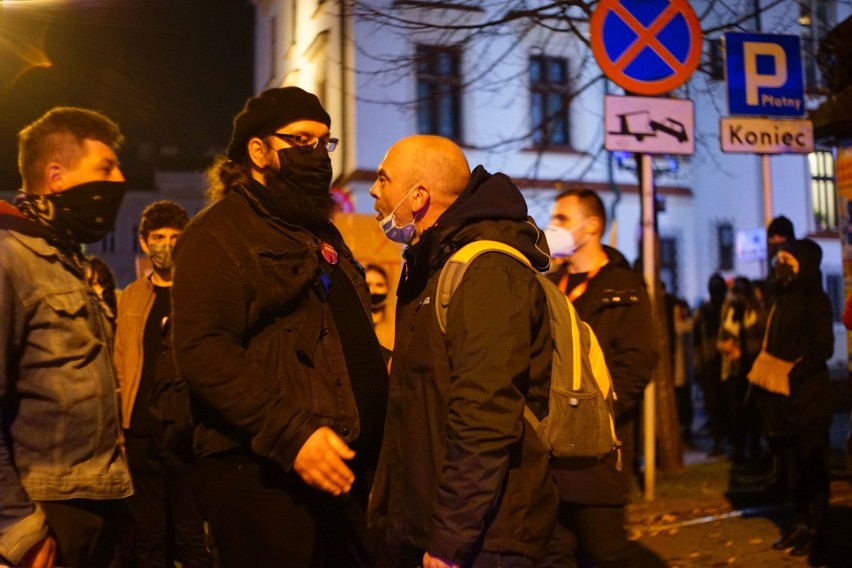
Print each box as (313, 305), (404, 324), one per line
(368, 135), (558, 568)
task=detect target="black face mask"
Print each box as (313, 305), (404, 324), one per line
(275, 145), (332, 196)
(45, 180), (126, 244)
(370, 292), (387, 308)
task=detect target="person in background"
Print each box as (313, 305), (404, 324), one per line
(757, 240), (833, 561)
(171, 87), (388, 567)
(86, 255), (119, 329)
(693, 273), (729, 457)
(539, 188), (663, 568)
(673, 299), (695, 447)
(717, 277), (765, 466)
(0, 107), (132, 567)
(765, 215), (795, 308)
(365, 263), (394, 349)
(114, 200), (211, 567)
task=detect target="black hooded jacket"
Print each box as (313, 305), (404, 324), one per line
(368, 166), (558, 565)
(759, 239), (834, 436)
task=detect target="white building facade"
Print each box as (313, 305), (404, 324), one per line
(254, 0), (850, 361)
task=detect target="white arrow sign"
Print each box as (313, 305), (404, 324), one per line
(604, 95), (694, 155)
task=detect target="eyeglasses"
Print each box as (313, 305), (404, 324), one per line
(270, 132), (339, 153)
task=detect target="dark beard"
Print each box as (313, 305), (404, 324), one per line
(261, 169), (338, 228)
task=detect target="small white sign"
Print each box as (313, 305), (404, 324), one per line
(720, 117), (813, 154)
(736, 228), (767, 263)
(604, 95), (694, 155)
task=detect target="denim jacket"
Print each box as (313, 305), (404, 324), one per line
(0, 214), (132, 564)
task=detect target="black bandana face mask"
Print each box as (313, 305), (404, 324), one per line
(46, 180), (126, 244)
(275, 145), (333, 196)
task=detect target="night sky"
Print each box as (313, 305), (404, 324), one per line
(0, 0), (255, 190)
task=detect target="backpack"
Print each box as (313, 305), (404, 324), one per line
(436, 240), (621, 469)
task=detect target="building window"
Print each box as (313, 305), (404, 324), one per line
(529, 55), (571, 147)
(416, 45), (462, 140)
(716, 221), (735, 271)
(800, 0), (835, 92)
(659, 236), (679, 297)
(100, 230), (116, 254)
(809, 150), (837, 231)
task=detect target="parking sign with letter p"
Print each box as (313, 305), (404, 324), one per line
(725, 32), (805, 117)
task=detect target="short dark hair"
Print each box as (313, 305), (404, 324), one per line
(365, 263), (388, 282)
(138, 201), (189, 240)
(18, 107), (123, 192)
(555, 188), (607, 232)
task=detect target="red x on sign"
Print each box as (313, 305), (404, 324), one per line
(591, 0), (702, 95)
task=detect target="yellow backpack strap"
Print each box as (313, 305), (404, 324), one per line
(436, 240), (533, 334)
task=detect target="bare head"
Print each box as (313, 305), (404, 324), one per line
(370, 135), (470, 244)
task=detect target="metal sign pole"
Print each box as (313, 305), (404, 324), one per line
(641, 153), (656, 501)
(762, 154), (773, 225)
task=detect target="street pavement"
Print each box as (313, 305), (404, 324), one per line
(625, 412), (852, 567)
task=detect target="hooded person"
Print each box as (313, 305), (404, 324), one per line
(367, 135), (558, 568)
(169, 87), (389, 567)
(756, 239), (834, 561)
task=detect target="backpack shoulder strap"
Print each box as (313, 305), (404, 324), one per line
(436, 240), (533, 334)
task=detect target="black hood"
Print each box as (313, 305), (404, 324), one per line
(402, 166), (550, 291)
(781, 238), (823, 291)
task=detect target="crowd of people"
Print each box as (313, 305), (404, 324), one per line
(0, 89), (840, 568)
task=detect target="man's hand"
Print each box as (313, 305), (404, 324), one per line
(20, 535), (56, 568)
(293, 426), (355, 496)
(423, 551), (459, 568)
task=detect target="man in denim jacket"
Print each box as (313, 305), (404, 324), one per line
(0, 108), (133, 568)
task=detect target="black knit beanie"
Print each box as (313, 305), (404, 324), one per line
(226, 87), (331, 160)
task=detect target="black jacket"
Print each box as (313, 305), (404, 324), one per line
(368, 166), (558, 565)
(759, 239), (834, 437)
(171, 183), (384, 470)
(547, 246), (658, 505)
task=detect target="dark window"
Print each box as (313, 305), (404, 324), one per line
(100, 229), (116, 254)
(660, 236), (679, 297)
(707, 38), (724, 81)
(416, 45), (462, 140)
(530, 55), (571, 147)
(717, 222), (735, 271)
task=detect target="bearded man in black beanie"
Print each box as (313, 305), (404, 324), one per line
(170, 87), (389, 567)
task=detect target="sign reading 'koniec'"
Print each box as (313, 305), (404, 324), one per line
(719, 117), (813, 154)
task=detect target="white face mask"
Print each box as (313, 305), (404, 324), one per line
(544, 221), (587, 258)
(379, 186), (418, 244)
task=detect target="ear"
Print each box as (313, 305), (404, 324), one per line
(139, 235), (149, 256)
(247, 137), (272, 170)
(587, 215), (604, 237)
(410, 185), (430, 216)
(45, 162), (65, 193)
